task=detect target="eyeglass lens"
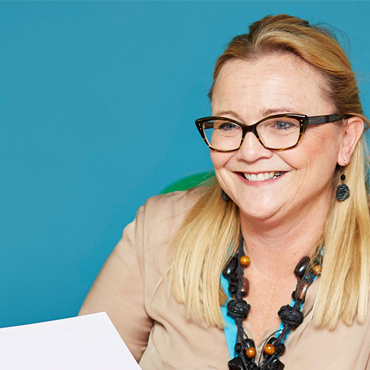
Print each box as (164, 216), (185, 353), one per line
(203, 116), (302, 150)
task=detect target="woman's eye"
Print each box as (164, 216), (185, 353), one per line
(274, 120), (298, 130)
(217, 122), (239, 131)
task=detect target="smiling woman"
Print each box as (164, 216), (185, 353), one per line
(79, 15), (370, 370)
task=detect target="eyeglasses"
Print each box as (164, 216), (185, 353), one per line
(195, 113), (346, 152)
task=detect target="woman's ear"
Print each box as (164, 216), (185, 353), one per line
(337, 116), (365, 166)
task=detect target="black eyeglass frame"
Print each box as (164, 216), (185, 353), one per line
(195, 113), (347, 152)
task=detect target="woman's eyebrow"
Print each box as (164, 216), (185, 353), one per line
(213, 107), (298, 122)
(262, 107), (297, 116)
(213, 110), (243, 121)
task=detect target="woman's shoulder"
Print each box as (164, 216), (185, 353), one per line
(129, 188), (209, 276)
(139, 186), (208, 221)
(128, 187), (210, 253)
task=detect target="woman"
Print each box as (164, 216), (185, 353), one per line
(79, 15), (370, 369)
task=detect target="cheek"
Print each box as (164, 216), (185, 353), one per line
(210, 151), (233, 170)
(210, 152), (220, 169)
(284, 130), (341, 173)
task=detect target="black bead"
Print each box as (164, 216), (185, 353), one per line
(264, 358), (285, 370)
(231, 274), (239, 283)
(341, 174), (346, 181)
(294, 256), (310, 279)
(244, 338), (255, 349)
(229, 283), (238, 295)
(278, 305), (304, 329)
(228, 356), (247, 370)
(223, 257), (238, 279)
(275, 343), (286, 355)
(235, 343), (242, 353)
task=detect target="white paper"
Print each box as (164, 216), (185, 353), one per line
(0, 312), (142, 370)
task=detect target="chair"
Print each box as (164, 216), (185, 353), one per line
(160, 171), (215, 194)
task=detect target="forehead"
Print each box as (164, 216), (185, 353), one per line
(211, 53), (334, 119)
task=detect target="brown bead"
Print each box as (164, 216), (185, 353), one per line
(294, 280), (310, 301)
(241, 277), (249, 297)
(264, 344), (275, 355)
(240, 255), (250, 266)
(246, 347), (256, 358)
(312, 264), (322, 275)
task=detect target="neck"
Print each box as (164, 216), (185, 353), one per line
(239, 198), (330, 278)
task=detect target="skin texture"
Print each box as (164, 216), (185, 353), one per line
(210, 53), (364, 343)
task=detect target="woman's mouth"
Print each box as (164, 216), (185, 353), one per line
(241, 172), (284, 182)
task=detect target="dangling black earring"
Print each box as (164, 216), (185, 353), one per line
(221, 189), (230, 202)
(336, 166), (350, 201)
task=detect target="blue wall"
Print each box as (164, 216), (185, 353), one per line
(0, 1), (369, 328)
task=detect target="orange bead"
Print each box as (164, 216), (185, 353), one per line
(312, 265), (322, 275)
(240, 255), (250, 266)
(245, 347), (257, 358)
(264, 344), (275, 355)
(246, 347), (256, 358)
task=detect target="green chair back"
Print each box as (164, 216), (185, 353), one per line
(160, 171), (215, 194)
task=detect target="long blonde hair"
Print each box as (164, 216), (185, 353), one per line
(172, 14), (370, 329)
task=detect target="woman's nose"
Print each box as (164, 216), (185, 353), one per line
(235, 132), (273, 162)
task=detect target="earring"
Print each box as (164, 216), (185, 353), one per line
(221, 189), (230, 202)
(336, 166), (350, 201)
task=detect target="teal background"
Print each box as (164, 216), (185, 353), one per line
(0, 1), (369, 328)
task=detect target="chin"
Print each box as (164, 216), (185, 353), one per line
(238, 202), (282, 223)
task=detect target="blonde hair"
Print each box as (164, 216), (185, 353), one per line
(172, 15), (370, 329)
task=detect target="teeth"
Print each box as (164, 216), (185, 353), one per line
(243, 172), (282, 181)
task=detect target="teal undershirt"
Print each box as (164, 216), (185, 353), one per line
(220, 273), (237, 358)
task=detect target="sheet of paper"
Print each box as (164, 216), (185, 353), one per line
(0, 312), (142, 370)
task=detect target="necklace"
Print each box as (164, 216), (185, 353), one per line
(222, 236), (322, 370)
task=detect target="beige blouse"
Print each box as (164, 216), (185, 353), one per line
(79, 188), (370, 370)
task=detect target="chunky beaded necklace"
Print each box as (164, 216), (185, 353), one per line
(222, 235), (322, 370)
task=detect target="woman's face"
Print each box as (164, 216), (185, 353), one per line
(211, 53), (346, 224)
